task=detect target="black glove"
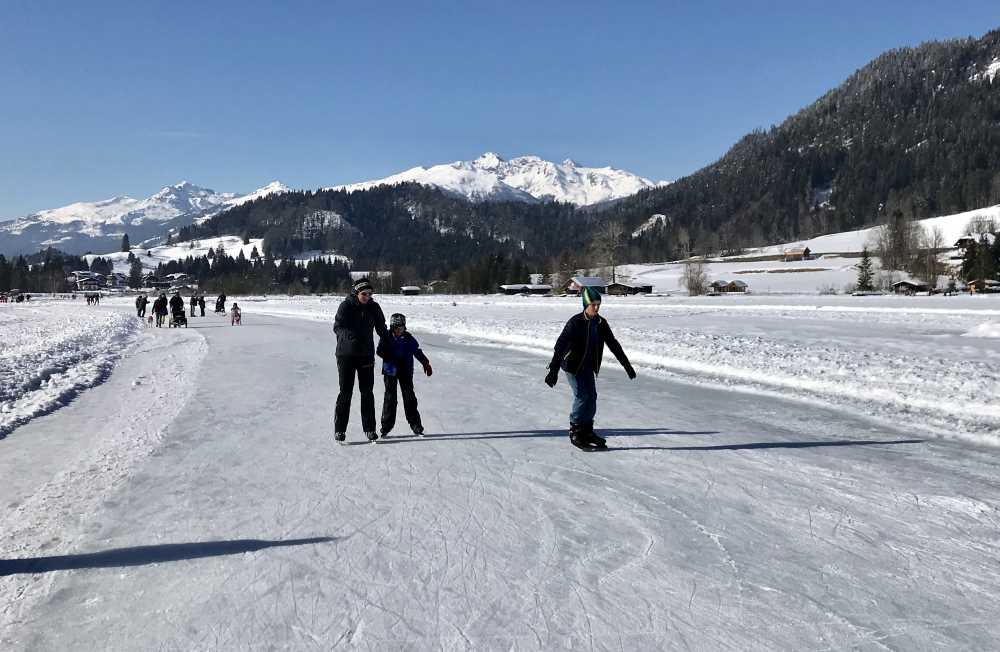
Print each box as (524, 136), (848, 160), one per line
(544, 368), (559, 387)
(623, 362), (637, 380)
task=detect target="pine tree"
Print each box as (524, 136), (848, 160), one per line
(128, 257), (143, 289)
(121, 233), (131, 252)
(856, 247), (874, 292)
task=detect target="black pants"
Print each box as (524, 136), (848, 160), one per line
(381, 374), (422, 434)
(335, 356), (376, 433)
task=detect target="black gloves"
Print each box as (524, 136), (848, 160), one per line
(623, 362), (637, 380)
(544, 368), (559, 387)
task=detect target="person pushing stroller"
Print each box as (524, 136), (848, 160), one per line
(377, 313), (432, 438)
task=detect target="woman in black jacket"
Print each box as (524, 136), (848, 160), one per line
(545, 287), (636, 449)
(333, 278), (389, 443)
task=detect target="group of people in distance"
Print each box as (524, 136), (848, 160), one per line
(134, 291), (241, 327)
(333, 278), (635, 449)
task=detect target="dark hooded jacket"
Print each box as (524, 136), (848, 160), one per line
(548, 312), (632, 376)
(377, 331), (429, 376)
(333, 294), (389, 358)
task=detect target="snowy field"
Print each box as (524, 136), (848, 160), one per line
(618, 257), (870, 294)
(2, 294), (1000, 649)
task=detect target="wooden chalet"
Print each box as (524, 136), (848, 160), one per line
(783, 247), (811, 262)
(499, 283), (552, 296)
(967, 279), (1000, 293)
(606, 282), (653, 296)
(892, 280), (930, 295)
(724, 280), (748, 293)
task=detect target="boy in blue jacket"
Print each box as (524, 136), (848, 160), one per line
(378, 313), (432, 437)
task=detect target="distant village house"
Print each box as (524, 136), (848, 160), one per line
(563, 276), (606, 295)
(892, 280), (930, 295)
(605, 282), (653, 296)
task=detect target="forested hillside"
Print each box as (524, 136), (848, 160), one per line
(612, 28), (1000, 260)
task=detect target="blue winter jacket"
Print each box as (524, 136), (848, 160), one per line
(377, 331), (429, 376)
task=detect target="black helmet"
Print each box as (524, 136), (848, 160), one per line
(389, 313), (406, 329)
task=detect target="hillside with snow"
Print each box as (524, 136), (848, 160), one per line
(0, 181), (290, 257)
(85, 235), (349, 277)
(620, 203), (998, 294)
(332, 152), (668, 206)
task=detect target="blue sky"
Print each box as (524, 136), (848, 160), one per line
(2, 0), (998, 218)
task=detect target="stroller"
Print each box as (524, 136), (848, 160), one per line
(169, 308), (188, 328)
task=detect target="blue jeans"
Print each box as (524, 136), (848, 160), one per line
(565, 368), (597, 425)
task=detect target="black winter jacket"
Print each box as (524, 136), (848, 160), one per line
(333, 295), (389, 358)
(548, 312), (631, 376)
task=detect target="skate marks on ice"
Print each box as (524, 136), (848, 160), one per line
(365, 426), (924, 454)
(367, 427), (716, 445)
(0, 537), (336, 576)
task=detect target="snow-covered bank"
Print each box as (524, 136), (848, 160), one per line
(0, 302), (142, 438)
(0, 324), (207, 633)
(213, 294), (1000, 447)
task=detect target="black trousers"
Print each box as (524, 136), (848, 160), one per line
(335, 356), (376, 433)
(381, 374), (422, 434)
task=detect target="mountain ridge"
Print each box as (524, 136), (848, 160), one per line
(0, 181), (290, 256)
(331, 152), (668, 206)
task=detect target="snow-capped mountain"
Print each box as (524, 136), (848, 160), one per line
(0, 181), (290, 256)
(332, 152), (668, 206)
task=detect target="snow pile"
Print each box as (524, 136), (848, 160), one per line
(964, 321), (1000, 338)
(0, 301), (140, 437)
(331, 152), (668, 206)
(237, 294), (1000, 445)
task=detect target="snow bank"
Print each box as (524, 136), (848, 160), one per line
(964, 321), (1000, 338)
(0, 301), (141, 437)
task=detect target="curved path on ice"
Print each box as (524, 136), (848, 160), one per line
(2, 311), (999, 649)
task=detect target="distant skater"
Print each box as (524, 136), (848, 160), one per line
(377, 313), (431, 438)
(332, 278), (389, 443)
(230, 302), (241, 325)
(190, 295), (197, 317)
(545, 287), (636, 450)
(198, 294), (206, 316)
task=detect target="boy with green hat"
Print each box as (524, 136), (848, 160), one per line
(545, 286), (636, 449)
